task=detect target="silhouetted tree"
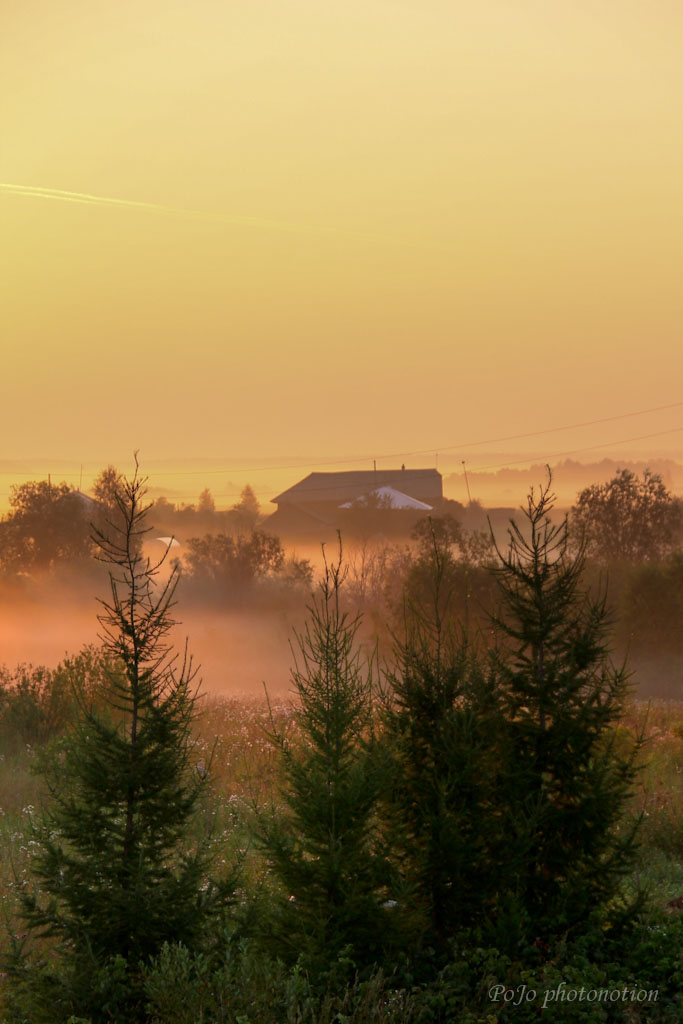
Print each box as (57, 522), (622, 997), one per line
(0, 646), (120, 751)
(571, 467), (682, 565)
(231, 484), (261, 533)
(152, 495), (177, 518)
(183, 530), (284, 593)
(397, 516), (495, 635)
(258, 549), (386, 969)
(620, 551), (683, 655)
(490, 473), (642, 941)
(197, 488), (216, 514)
(280, 553), (315, 590)
(0, 479), (92, 574)
(92, 464), (125, 511)
(6, 463), (227, 1023)
(92, 464), (134, 551)
(381, 523), (506, 950)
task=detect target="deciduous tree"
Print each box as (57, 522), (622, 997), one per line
(0, 479), (92, 573)
(571, 467), (682, 564)
(183, 529), (284, 591)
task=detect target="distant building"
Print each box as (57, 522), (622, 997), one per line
(268, 468), (442, 537)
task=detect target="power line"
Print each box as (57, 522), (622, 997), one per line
(469, 425), (683, 474)
(130, 398), (683, 475)
(1, 422), (681, 506)
(0, 398), (680, 483)
(415, 401), (683, 456)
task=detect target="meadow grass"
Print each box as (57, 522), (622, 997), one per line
(623, 702), (683, 906)
(0, 696), (681, 1019)
(2, 698), (681, 935)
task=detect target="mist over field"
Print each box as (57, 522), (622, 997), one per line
(0, 597), (296, 698)
(0, 458), (681, 700)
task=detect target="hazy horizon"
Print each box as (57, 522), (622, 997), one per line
(1, 444), (683, 514)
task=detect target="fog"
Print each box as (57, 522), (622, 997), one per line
(1, 562), (681, 703)
(1, 460), (682, 704)
(0, 586), (300, 698)
(0, 535), (377, 700)
(172, 606), (297, 696)
(0, 597), (99, 670)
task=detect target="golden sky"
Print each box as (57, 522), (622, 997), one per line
(2, 0), (683, 503)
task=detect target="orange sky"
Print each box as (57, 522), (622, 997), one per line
(2, 0), (683, 507)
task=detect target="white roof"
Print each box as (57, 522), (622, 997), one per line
(155, 536), (181, 549)
(339, 486), (432, 511)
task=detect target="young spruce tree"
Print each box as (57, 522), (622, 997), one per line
(8, 463), (226, 1023)
(259, 545), (385, 972)
(489, 472), (642, 940)
(381, 520), (507, 953)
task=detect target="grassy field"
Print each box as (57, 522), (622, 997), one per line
(1, 692), (681, 1021)
(2, 696), (682, 939)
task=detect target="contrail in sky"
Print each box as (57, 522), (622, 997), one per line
(0, 182), (299, 232)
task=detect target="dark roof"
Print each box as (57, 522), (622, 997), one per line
(272, 469), (442, 505)
(266, 501), (341, 534)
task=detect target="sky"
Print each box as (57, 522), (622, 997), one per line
(2, 0), (683, 506)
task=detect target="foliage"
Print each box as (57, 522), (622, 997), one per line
(231, 484), (261, 533)
(398, 516), (496, 636)
(4, 464), (229, 1023)
(181, 529), (312, 603)
(257, 547), (386, 969)
(92, 465), (125, 512)
(90, 465), (134, 550)
(183, 529), (285, 590)
(280, 553), (314, 589)
(489, 473), (643, 940)
(381, 521), (508, 951)
(198, 488), (216, 514)
(1, 684), (681, 1022)
(571, 468), (682, 565)
(1, 468), (681, 1020)
(411, 515), (494, 568)
(148, 493), (230, 540)
(407, 915), (683, 1024)
(0, 480), (93, 574)
(141, 914), (683, 1024)
(619, 553), (683, 656)
(144, 938), (420, 1024)
(345, 542), (413, 619)
(0, 646), (121, 751)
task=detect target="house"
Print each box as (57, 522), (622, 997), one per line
(268, 468), (443, 538)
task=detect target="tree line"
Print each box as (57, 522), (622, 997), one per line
(2, 465), (683, 631)
(2, 464), (681, 578)
(0, 470), (313, 597)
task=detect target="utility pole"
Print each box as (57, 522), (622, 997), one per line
(462, 460), (472, 505)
